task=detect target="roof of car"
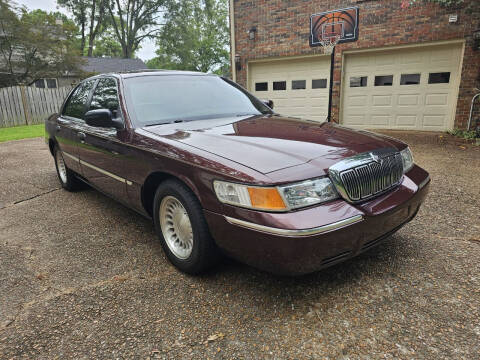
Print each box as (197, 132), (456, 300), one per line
(86, 70), (212, 80)
(118, 70), (210, 78)
(81, 57), (148, 73)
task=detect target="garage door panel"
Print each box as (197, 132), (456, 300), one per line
(342, 44), (462, 131)
(347, 95), (368, 107)
(344, 113), (368, 124)
(400, 52), (424, 66)
(371, 115), (391, 126)
(398, 94), (421, 106)
(425, 93), (449, 106)
(372, 95), (393, 107)
(395, 115), (418, 127)
(423, 115), (446, 128)
(273, 99), (292, 106)
(249, 56), (330, 121)
(375, 54), (396, 67)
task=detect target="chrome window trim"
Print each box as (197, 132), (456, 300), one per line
(61, 151), (133, 186)
(224, 215), (363, 237)
(62, 151), (79, 163)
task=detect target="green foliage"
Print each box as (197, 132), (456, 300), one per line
(147, 0), (230, 75)
(92, 28), (124, 58)
(0, 124), (44, 142)
(106, 0), (167, 59)
(0, 0), (84, 87)
(57, 0), (107, 56)
(448, 128), (480, 140)
(407, 0), (464, 7)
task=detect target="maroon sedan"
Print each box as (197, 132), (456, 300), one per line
(45, 71), (430, 275)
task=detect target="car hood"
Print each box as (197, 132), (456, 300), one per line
(142, 115), (405, 175)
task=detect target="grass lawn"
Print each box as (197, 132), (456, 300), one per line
(0, 124), (44, 143)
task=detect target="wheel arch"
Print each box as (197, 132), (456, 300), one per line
(141, 171), (203, 217)
(48, 137), (58, 156)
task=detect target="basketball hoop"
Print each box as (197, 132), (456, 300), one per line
(319, 35), (341, 55)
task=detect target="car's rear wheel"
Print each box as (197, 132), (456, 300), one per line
(54, 146), (83, 191)
(153, 179), (220, 274)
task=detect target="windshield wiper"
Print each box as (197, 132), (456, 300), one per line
(145, 119), (185, 127)
(235, 113), (259, 117)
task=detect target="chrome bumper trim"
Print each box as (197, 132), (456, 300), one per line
(62, 151), (79, 163)
(224, 215), (364, 237)
(418, 175), (430, 189)
(61, 151), (133, 186)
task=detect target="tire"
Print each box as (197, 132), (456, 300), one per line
(153, 179), (220, 274)
(54, 146), (83, 191)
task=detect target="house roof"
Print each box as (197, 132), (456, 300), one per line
(81, 57), (147, 74)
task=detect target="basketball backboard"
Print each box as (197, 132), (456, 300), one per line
(310, 7), (359, 47)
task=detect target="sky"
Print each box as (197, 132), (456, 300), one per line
(16, 0), (157, 61)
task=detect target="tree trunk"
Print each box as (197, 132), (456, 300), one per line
(87, 37), (94, 57)
(87, 0), (96, 57)
(80, 23), (86, 56)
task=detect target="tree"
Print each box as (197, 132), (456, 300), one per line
(147, 0), (230, 75)
(106, 0), (167, 59)
(57, 0), (107, 56)
(401, 0), (464, 8)
(92, 28), (124, 57)
(0, 1), (84, 87)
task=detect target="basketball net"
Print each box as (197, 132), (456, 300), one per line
(319, 35), (341, 55)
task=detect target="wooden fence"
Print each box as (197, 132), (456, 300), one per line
(0, 86), (72, 128)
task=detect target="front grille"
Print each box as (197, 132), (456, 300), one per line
(329, 149), (404, 203)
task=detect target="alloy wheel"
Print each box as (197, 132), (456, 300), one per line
(159, 196), (194, 260)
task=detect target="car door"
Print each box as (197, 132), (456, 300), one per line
(77, 77), (129, 201)
(56, 79), (97, 174)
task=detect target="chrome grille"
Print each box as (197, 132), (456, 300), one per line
(329, 149), (404, 203)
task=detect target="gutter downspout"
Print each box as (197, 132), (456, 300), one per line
(468, 90), (480, 131)
(229, 0), (236, 82)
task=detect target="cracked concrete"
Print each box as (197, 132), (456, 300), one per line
(0, 136), (479, 359)
(0, 138), (59, 206)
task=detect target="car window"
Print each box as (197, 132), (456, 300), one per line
(124, 75), (272, 127)
(63, 80), (96, 119)
(89, 78), (120, 116)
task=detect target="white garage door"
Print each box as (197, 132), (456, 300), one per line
(342, 43), (463, 131)
(249, 56), (331, 122)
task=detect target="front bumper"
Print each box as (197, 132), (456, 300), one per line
(204, 165), (430, 275)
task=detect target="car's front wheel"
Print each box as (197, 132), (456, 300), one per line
(54, 146), (83, 191)
(153, 180), (220, 274)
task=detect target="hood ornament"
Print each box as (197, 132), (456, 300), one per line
(370, 153), (381, 163)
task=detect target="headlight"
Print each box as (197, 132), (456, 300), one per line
(400, 147), (414, 173)
(213, 178), (339, 211)
(278, 178), (339, 209)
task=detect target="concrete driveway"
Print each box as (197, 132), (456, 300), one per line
(1, 135), (479, 359)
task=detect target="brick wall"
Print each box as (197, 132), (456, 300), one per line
(232, 0), (480, 129)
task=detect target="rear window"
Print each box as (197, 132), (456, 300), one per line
(124, 75), (272, 127)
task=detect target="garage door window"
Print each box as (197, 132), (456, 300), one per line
(375, 75), (393, 86)
(273, 81), (287, 91)
(400, 74), (421, 85)
(350, 76), (368, 87)
(292, 80), (306, 90)
(255, 82), (268, 91)
(312, 79), (327, 89)
(428, 72), (450, 84)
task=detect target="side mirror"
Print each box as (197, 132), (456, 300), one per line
(85, 109), (123, 129)
(262, 99), (274, 110)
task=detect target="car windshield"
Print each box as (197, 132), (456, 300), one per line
(124, 75), (273, 127)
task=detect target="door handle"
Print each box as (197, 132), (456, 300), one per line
(77, 132), (86, 140)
